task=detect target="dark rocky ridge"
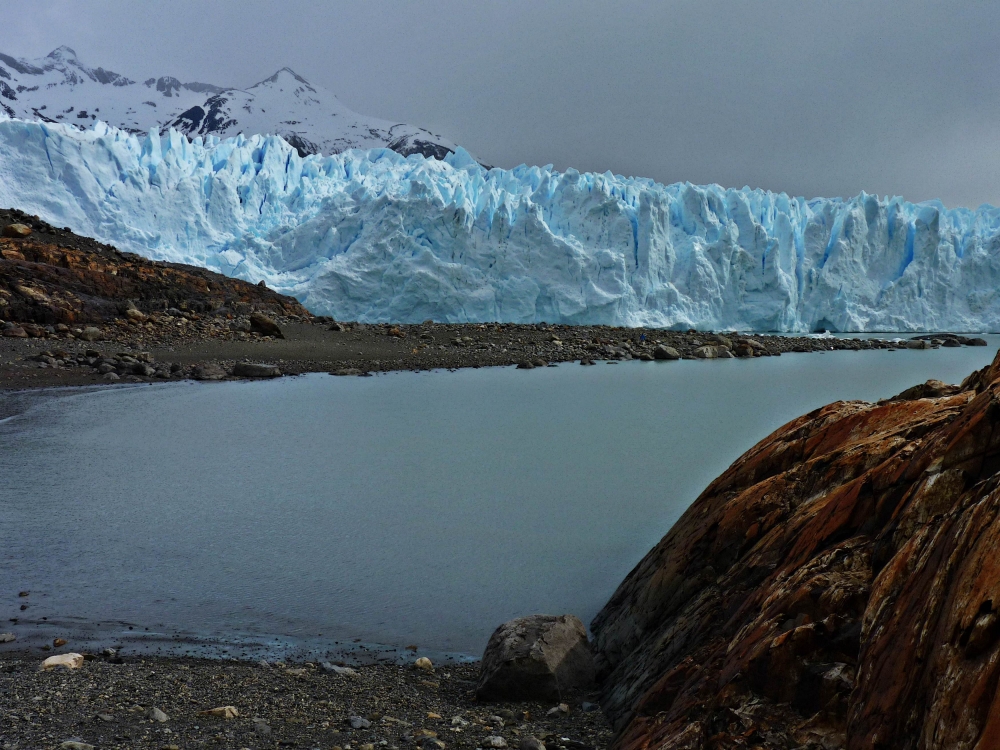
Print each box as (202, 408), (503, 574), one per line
(591, 347), (1000, 749)
(0, 206), (309, 324)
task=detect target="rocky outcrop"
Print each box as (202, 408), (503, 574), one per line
(477, 615), (596, 702)
(592, 353), (1000, 750)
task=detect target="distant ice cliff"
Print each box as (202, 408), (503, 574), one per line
(1, 118), (998, 331)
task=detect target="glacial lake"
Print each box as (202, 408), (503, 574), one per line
(2, 339), (998, 663)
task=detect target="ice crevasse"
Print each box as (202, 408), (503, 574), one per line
(1, 117), (999, 331)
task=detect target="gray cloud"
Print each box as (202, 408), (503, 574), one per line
(1, 0), (998, 207)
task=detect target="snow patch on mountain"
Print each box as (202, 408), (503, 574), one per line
(0, 46), (459, 160)
(1, 117), (999, 331)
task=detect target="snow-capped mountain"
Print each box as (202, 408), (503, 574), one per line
(0, 46), (458, 159)
(2, 118), (1000, 331)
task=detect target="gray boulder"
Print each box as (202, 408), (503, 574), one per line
(233, 362), (282, 378)
(476, 614), (595, 701)
(192, 363), (228, 381)
(652, 345), (680, 360)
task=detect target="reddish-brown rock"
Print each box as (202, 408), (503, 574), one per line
(592, 354), (1000, 750)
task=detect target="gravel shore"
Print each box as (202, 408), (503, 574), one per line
(0, 653), (610, 750)
(2, 315), (984, 392)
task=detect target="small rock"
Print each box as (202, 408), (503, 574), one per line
(233, 362), (282, 378)
(2, 223), (31, 238)
(451, 716), (469, 727)
(331, 368), (362, 376)
(905, 339), (931, 350)
(484, 737), (508, 748)
(0, 633), (15, 643)
(322, 662), (359, 677)
(42, 653), (85, 670)
(349, 715), (372, 729)
(79, 327), (102, 342)
(2, 325), (27, 338)
(254, 720), (272, 736)
(284, 667), (307, 676)
(694, 345), (720, 359)
(18, 591), (28, 597)
(427, 712), (443, 720)
(414, 656), (434, 672)
(95, 713), (114, 722)
(53, 638), (68, 647)
(198, 706), (239, 719)
(59, 742), (94, 750)
(101, 648), (116, 658)
(147, 707), (169, 723)
(968, 337), (988, 346)
(516, 361), (535, 370)
(101, 372), (120, 381)
(520, 738), (546, 750)
(545, 704), (569, 716)
(531, 358), (547, 367)
(579, 702), (599, 712)
(360, 744), (376, 750)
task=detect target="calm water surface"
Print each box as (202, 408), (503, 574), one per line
(2, 341), (998, 660)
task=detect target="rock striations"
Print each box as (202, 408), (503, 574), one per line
(592, 350), (1000, 749)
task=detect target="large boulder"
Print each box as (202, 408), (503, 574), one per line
(2, 223), (31, 238)
(249, 312), (283, 338)
(652, 345), (680, 360)
(476, 614), (595, 702)
(192, 363), (228, 381)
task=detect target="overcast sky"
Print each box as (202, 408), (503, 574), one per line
(1, 0), (998, 207)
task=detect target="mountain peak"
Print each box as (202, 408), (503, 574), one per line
(0, 46), (460, 162)
(254, 67), (312, 88)
(46, 46), (80, 63)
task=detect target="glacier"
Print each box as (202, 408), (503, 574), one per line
(0, 117), (999, 331)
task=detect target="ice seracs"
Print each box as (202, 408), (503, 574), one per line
(0, 117), (999, 331)
(0, 46), (458, 160)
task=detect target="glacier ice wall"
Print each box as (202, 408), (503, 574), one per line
(1, 117), (999, 331)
